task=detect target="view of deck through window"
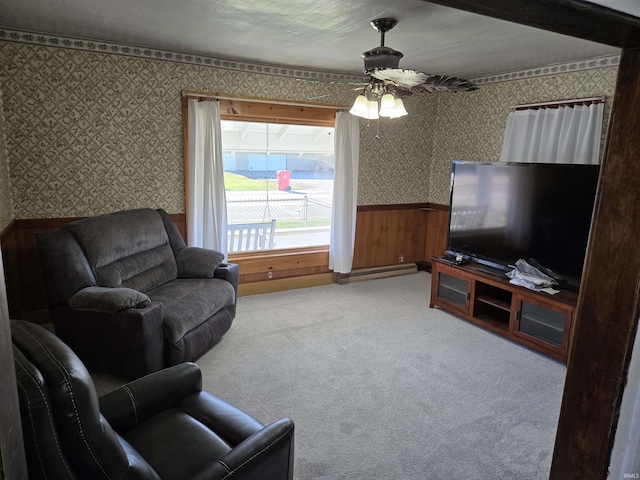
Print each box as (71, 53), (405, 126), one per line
(221, 120), (335, 252)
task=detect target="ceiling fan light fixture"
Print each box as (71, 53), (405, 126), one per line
(389, 97), (408, 118)
(349, 94), (370, 118)
(366, 99), (379, 119)
(378, 93), (399, 117)
(349, 95), (380, 119)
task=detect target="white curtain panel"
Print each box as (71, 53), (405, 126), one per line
(187, 99), (228, 256)
(500, 103), (604, 164)
(329, 112), (360, 273)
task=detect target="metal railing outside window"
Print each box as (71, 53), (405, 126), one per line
(227, 196), (332, 228)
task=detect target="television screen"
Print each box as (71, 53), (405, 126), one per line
(446, 161), (600, 291)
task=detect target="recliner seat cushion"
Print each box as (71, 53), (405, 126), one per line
(147, 279), (236, 345)
(63, 209), (178, 292)
(123, 408), (233, 479)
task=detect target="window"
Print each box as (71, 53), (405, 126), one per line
(222, 121), (335, 251)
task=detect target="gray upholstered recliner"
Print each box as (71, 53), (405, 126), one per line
(12, 320), (295, 480)
(36, 208), (239, 378)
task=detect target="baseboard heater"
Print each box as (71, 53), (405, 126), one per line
(337, 263), (418, 284)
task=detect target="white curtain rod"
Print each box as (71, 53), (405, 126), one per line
(182, 90), (346, 110)
(511, 96), (604, 110)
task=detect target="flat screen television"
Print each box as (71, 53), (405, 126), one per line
(445, 161), (600, 292)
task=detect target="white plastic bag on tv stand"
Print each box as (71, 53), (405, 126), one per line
(506, 259), (559, 293)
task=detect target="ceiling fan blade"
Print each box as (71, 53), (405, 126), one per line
(296, 77), (369, 86)
(372, 68), (478, 92)
(408, 75), (479, 93)
(391, 88), (413, 98)
(307, 85), (366, 101)
(370, 68), (429, 87)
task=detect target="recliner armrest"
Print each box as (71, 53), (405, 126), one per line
(69, 286), (150, 312)
(215, 263), (239, 316)
(176, 247), (225, 278)
(215, 263), (239, 289)
(217, 418), (295, 480)
(100, 362), (203, 433)
(52, 302), (166, 379)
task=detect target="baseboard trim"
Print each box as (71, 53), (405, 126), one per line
(337, 263), (418, 284)
(238, 272), (337, 296)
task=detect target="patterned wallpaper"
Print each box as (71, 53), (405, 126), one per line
(426, 67), (618, 204)
(0, 89), (12, 230)
(0, 39), (438, 217)
(0, 34), (619, 220)
(357, 93), (436, 205)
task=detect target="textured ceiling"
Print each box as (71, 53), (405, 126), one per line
(1, 0), (634, 79)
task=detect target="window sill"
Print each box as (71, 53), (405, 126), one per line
(228, 245), (329, 262)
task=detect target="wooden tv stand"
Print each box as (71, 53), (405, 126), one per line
(429, 258), (578, 363)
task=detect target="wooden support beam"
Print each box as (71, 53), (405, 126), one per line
(420, 0), (640, 48)
(550, 45), (640, 480)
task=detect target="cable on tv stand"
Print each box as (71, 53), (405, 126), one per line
(476, 265), (509, 277)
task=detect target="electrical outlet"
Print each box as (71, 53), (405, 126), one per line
(267, 271), (273, 280)
(399, 254), (405, 263)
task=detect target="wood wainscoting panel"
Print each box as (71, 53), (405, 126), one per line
(353, 204), (432, 270)
(230, 247), (331, 286)
(1, 218), (78, 319)
(424, 206), (449, 263)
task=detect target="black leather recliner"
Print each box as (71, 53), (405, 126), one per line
(12, 320), (295, 480)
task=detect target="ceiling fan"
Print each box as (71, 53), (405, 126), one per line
(346, 18), (479, 119)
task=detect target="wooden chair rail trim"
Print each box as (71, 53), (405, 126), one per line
(357, 202), (448, 212)
(1, 219), (15, 240)
(12, 213), (185, 229)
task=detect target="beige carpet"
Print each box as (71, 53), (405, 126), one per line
(93, 271), (566, 480)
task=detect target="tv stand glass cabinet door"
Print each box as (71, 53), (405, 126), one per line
(430, 265), (471, 315)
(513, 294), (573, 355)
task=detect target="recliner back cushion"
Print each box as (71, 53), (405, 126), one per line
(64, 209), (178, 293)
(11, 321), (134, 479)
(13, 346), (79, 479)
